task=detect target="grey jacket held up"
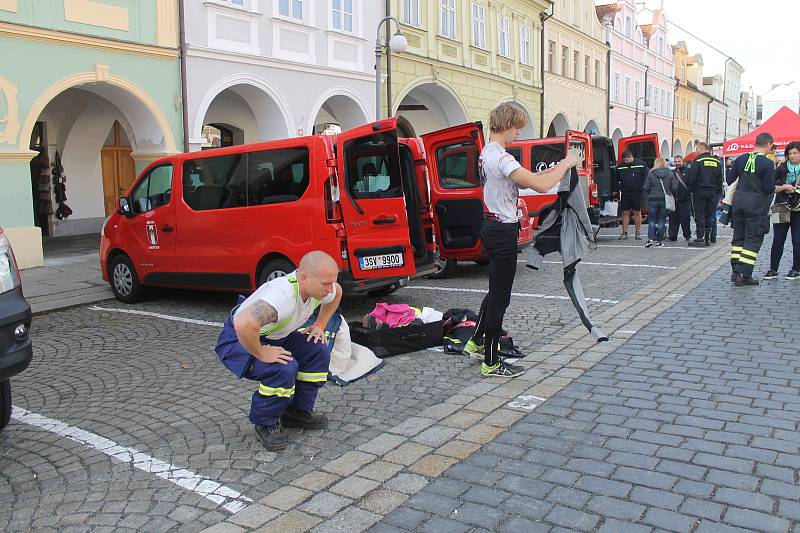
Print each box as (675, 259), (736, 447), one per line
(643, 167), (678, 202)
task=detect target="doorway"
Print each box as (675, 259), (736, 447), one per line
(101, 121), (137, 216)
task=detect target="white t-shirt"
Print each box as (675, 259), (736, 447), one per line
(480, 141), (522, 223)
(234, 270), (337, 340)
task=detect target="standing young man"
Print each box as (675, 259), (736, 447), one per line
(464, 103), (579, 377)
(687, 142), (724, 247)
(616, 151), (648, 240)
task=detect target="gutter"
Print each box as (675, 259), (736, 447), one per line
(539, 1), (554, 138)
(178, 0), (190, 152)
(605, 24), (611, 136)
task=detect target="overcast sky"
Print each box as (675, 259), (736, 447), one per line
(602, 0), (798, 95)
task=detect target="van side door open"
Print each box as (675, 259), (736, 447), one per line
(337, 118), (417, 279)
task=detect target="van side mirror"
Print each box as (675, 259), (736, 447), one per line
(119, 197), (134, 218)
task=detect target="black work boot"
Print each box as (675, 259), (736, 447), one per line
(281, 405), (329, 430)
(730, 270), (740, 283)
(689, 237), (705, 247)
(255, 423), (288, 451)
(704, 229), (711, 246)
(735, 275), (759, 287)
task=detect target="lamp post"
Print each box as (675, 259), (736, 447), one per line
(375, 17), (408, 120)
(634, 96), (650, 135)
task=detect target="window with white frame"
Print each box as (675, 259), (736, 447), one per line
(498, 14), (510, 57)
(441, 0), (456, 39)
(223, 0), (246, 6)
(654, 89), (660, 115)
(548, 41), (555, 72)
(520, 25), (531, 64)
(634, 81), (640, 105)
(595, 60), (601, 87)
(614, 73), (620, 102)
(624, 77), (630, 105)
(561, 45), (568, 76)
(331, 0), (353, 32)
(279, 0), (303, 19)
(472, 3), (486, 49)
(625, 16), (632, 38)
(402, 0), (419, 27)
(584, 55), (590, 84)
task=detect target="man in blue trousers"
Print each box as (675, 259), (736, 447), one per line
(216, 251), (342, 450)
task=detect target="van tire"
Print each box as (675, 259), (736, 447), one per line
(257, 258), (295, 286)
(109, 255), (145, 303)
(428, 248), (457, 279)
(0, 380), (11, 432)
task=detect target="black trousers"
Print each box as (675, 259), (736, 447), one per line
(693, 190), (718, 238)
(668, 198), (691, 240)
(730, 198), (770, 277)
(770, 211), (800, 271)
(473, 219), (518, 367)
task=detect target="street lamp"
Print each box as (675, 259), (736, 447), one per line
(634, 97), (651, 135)
(375, 17), (408, 120)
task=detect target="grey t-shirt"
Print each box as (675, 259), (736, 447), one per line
(480, 141), (522, 223)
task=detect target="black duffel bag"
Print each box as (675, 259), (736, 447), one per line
(349, 320), (443, 357)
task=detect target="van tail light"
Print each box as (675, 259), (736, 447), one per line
(324, 174), (342, 223)
(589, 182), (599, 205)
(340, 239), (348, 260)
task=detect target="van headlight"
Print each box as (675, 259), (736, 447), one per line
(0, 233), (21, 295)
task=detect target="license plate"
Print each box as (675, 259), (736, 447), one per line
(359, 253), (404, 270)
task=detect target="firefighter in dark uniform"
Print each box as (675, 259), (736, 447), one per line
(686, 142), (723, 246)
(727, 133), (791, 286)
(616, 150), (649, 240)
(668, 155), (692, 241)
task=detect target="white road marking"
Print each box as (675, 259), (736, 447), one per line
(518, 260), (676, 270)
(403, 285), (618, 304)
(596, 244), (705, 250)
(91, 305), (223, 327)
(616, 330), (639, 335)
(506, 394), (547, 411)
(10, 407), (253, 513)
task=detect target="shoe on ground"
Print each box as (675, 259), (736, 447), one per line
(481, 360), (525, 378)
(786, 270), (800, 280)
(710, 239), (717, 243)
(281, 405), (329, 430)
(634, 233), (643, 240)
(763, 270), (779, 280)
(668, 237), (678, 242)
(731, 271), (741, 284)
(688, 238), (706, 247)
(656, 241), (664, 247)
(618, 233), (628, 240)
(463, 338), (485, 359)
(734, 275), (759, 287)
(644, 240), (654, 248)
(255, 423), (288, 451)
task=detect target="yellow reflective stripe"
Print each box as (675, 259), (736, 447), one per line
(297, 371), (328, 383)
(730, 253), (741, 259)
(738, 257), (756, 265)
(731, 246), (742, 251)
(258, 384), (295, 397)
(260, 275), (299, 336)
(740, 249), (758, 258)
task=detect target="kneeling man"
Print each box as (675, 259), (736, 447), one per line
(216, 251), (342, 450)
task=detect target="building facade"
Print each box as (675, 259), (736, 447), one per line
(702, 75), (727, 145)
(184, 0), (380, 152)
(542, 0), (608, 137)
(722, 59), (743, 140)
(387, 0), (550, 138)
(759, 81), (799, 124)
(0, 0), (183, 268)
(671, 41), (709, 156)
(597, 1), (675, 157)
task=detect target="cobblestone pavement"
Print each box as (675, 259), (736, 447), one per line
(1, 226), (767, 532)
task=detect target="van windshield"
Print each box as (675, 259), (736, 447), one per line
(344, 131), (403, 199)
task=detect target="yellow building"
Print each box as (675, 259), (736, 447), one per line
(671, 41), (710, 156)
(387, 0), (551, 137)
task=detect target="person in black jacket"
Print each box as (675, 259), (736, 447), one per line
(728, 132), (791, 286)
(668, 155), (692, 241)
(616, 150), (648, 239)
(686, 142), (724, 246)
(764, 141), (800, 281)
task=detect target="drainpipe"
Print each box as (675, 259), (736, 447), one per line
(721, 57), (732, 141)
(671, 78), (676, 153)
(706, 98), (712, 144)
(385, 0), (392, 117)
(178, 0), (190, 152)
(539, 1), (554, 138)
(605, 22), (612, 136)
(642, 66), (649, 133)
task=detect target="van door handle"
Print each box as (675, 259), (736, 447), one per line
(372, 216), (397, 225)
(161, 225), (175, 233)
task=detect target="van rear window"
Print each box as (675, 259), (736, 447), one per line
(435, 141), (480, 189)
(530, 143), (565, 173)
(626, 142), (657, 168)
(344, 131), (403, 199)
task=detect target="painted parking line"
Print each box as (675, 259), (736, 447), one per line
(90, 305), (223, 327)
(596, 244), (705, 250)
(506, 394), (548, 411)
(517, 260), (676, 270)
(402, 285), (619, 305)
(10, 407), (253, 513)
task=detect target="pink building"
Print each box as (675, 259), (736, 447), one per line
(596, 1), (675, 158)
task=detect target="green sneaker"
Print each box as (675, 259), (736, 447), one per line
(463, 338), (485, 359)
(480, 360), (525, 378)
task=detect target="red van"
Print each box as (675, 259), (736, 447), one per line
(101, 118), (438, 302)
(419, 122), (533, 278)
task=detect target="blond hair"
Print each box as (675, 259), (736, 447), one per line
(653, 157), (667, 169)
(489, 102), (527, 133)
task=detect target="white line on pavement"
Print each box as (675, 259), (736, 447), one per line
(516, 260), (676, 270)
(402, 285), (619, 304)
(90, 305), (223, 327)
(10, 407), (253, 513)
(596, 244), (704, 250)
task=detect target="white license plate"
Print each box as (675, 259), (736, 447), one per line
(359, 253), (404, 270)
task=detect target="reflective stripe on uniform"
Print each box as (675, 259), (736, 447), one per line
(740, 249), (758, 258)
(258, 274), (320, 337)
(258, 384), (295, 397)
(730, 245), (742, 260)
(296, 371), (328, 383)
(738, 257), (756, 265)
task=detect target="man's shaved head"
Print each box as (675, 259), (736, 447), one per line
(297, 251), (338, 301)
(298, 251), (338, 276)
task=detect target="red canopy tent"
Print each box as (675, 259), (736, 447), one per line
(723, 106), (800, 156)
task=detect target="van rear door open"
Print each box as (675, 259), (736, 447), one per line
(337, 118), (417, 279)
(618, 134), (660, 167)
(566, 130), (594, 206)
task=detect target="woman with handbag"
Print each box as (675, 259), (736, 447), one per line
(643, 158), (677, 247)
(764, 141), (800, 280)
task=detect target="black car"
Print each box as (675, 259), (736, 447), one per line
(0, 228), (32, 431)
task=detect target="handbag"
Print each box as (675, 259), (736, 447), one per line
(771, 202), (791, 224)
(659, 178), (675, 212)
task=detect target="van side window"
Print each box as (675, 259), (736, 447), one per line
(530, 144), (565, 173)
(506, 147), (522, 164)
(183, 154), (247, 210)
(345, 132), (403, 199)
(248, 147), (310, 206)
(435, 141), (480, 189)
(130, 164), (173, 214)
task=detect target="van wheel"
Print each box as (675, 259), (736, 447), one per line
(0, 380), (11, 432)
(427, 247), (456, 279)
(258, 258), (295, 286)
(109, 255), (145, 303)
